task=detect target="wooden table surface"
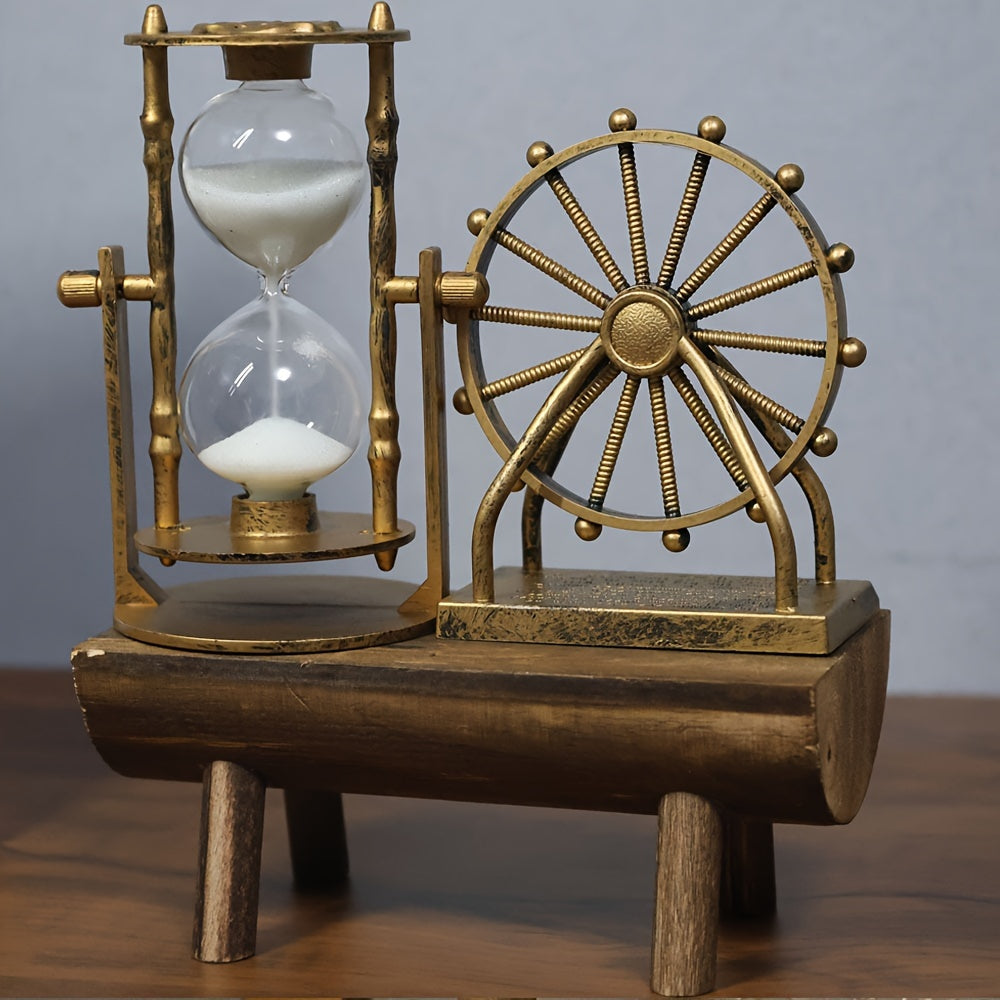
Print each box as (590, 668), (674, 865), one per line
(1, 667), (997, 997)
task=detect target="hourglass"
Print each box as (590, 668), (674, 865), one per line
(58, 7), (482, 652)
(178, 71), (367, 506)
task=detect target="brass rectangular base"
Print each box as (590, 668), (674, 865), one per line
(437, 567), (879, 655)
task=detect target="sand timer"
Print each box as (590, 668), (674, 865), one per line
(178, 71), (367, 504)
(56, 6), (483, 652)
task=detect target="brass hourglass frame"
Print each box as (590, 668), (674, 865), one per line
(58, 4), (486, 653)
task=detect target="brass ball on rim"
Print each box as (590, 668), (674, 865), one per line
(745, 501), (766, 524)
(608, 107), (637, 133)
(662, 528), (690, 552)
(526, 140), (554, 167)
(575, 517), (603, 541)
(827, 242), (855, 273)
(697, 115), (726, 143)
(467, 208), (490, 236)
(810, 427), (838, 457)
(839, 337), (867, 368)
(452, 387), (473, 415)
(775, 163), (804, 193)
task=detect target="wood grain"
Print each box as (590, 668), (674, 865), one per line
(192, 760), (265, 962)
(1, 669), (998, 996)
(652, 793), (722, 996)
(71, 612), (889, 825)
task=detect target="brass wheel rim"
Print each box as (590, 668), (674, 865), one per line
(457, 122), (849, 532)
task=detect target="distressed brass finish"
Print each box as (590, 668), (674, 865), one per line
(438, 568), (877, 655)
(134, 510), (415, 562)
(229, 494), (320, 538)
(366, 3), (402, 571)
(139, 4), (182, 535)
(114, 576), (433, 654)
(95, 246), (165, 610)
(601, 286), (685, 377)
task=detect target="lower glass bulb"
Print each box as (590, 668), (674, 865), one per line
(179, 289), (365, 502)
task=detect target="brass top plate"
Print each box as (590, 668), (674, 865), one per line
(124, 26), (410, 46)
(135, 511), (415, 564)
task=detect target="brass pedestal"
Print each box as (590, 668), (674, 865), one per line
(72, 611), (889, 996)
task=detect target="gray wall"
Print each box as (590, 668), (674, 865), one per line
(1, 1), (997, 692)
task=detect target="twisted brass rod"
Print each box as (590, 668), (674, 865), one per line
(546, 169), (630, 292)
(658, 151), (711, 290)
(618, 142), (649, 285)
(472, 340), (608, 602)
(713, 367), (805, 434)
(492, 228), (611, 309)
(537, 363), (619, 460)
(649, 376), (681, 517)
(472, 304), (602, 333)
(691, 328), (826, 357)
(668, 365), (749, 490)
(687, 260), (817, 320)
(676, 193), (775, 301)
(481, 348), (588, 401)
(589, 376), (640, 510)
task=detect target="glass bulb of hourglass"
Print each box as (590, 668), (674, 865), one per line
(177, 76), (367, 501)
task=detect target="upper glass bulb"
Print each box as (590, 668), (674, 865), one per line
(180, 78), (365, 285)
(177, 76), (367, 502)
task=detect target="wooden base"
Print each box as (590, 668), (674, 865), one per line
(72, 612), (890, 995)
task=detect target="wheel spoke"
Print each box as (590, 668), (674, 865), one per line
(537, 363), (619, 460)
(473, 305), (602, 334)
(691, 328), (826, 357)
(712, 366), (805, 434)
(491, 227), (611, 309)
(618, 142), (650, 285)
(648, 376), (681, 517)
(668, 365), (749, 490)
(481, 348), (589, 401)
(588, 376), (640, 510)
(657, 151), (711, 290)
(545, 168), (630, 292)
(676, 193), (776, 301)
(687, 260), (817, 321)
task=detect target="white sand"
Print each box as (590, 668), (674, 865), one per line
(198, 415), (353, 501)
(183, 158), (363, 280)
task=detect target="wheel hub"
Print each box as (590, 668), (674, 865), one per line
(600, 285), (686, 377)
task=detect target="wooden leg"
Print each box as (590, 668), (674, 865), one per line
(720, 815), (776, 918)
(651, 792), (723, 997)
(193, 760), (265, 963)
(283, 789), (350, 891)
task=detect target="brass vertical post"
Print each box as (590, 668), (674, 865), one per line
(97, 247), (163, 610)
(366, 2), (401, 571)
(139, 4), (181, 532)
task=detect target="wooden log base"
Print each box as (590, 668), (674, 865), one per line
(193, 760), (265, 963)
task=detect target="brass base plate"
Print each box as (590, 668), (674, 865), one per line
(437, 567), (879, 655)
(115, 575), (434, 654)
(135, 511), (415, 564)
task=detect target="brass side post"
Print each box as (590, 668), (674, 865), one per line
(366, 2), (401, 571)
(97, 247), (163, 609)
(139, 4), (181, 532)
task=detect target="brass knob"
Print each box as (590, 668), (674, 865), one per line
(57, 270), (101, 308)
